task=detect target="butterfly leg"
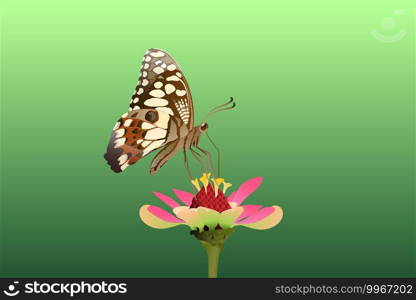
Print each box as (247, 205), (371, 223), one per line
(183, 147), (193, 182)
(204, 132), (221, 177)
(194, 145), (216, 178)
(189, 147), (206, 174)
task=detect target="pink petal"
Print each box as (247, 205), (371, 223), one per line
(153, 192), (180, 208)
(147, 206), (184, 223)
(236, 205), (262, 222)
(228, 192), (236, 202)
(237, 206), (283, 230)
(233, 177), (263, 205)
(236, 206), (275, 224)
(172, 189), (194, 206)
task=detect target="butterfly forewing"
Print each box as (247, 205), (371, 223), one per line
(130, 48), (194, 128)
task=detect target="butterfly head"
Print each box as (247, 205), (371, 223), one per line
(200, 122), (209, 132)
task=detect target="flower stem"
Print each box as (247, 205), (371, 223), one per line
(191, 228), (234, 278)
(201, 241), (223, 278)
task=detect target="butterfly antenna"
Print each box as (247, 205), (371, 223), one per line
(203, 97), (236, 123)
(205, 132), (221, 178)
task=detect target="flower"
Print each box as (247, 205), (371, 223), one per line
(139, 173), (283, 232)
(138, 173), (284, 278)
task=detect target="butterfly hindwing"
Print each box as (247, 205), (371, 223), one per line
(104, 109), (171, 173)
(129, 48), (194, 129)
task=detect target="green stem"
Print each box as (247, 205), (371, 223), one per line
(191, 228), (234, 278)
(201, 241), (223, 278)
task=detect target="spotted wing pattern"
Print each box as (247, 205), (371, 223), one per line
(104, 109), (171, 173)
(129, 48), (194, 128)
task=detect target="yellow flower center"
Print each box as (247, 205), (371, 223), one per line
(192, 174), (232, 196)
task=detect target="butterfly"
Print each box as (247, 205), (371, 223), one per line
(104, 48), (235, 176)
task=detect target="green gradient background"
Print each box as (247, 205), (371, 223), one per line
(1, 0), (415, 277)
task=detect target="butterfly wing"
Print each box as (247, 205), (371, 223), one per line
(129, 48), (194, 129)
(104, 109), (172, 173)
(104, 48), (194, 173)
